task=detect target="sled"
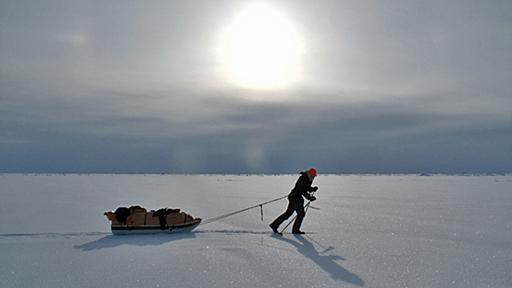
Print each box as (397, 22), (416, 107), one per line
(104, 206), (201, 235)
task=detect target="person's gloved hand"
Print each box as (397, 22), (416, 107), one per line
(312, 186), (318, 192)
(309, 196), (317, 201)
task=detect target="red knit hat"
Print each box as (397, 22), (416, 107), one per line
(308, 168), (317, 177)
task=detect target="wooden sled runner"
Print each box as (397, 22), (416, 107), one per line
(104, 206), (202, 235)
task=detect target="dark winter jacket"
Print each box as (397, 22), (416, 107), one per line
(288, 172), (316, 201)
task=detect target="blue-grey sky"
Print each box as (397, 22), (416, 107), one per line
(1, 0), (511, 173)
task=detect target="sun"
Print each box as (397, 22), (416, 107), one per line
(217, 4), (303, 91)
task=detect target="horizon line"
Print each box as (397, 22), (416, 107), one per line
(1, 172), (511, 176)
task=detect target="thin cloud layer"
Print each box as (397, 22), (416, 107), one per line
(1, 0), (511, 173)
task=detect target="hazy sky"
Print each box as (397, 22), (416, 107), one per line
(1, 0), (511, 173)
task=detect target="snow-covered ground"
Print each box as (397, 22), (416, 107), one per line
(1, 174), (511, 288)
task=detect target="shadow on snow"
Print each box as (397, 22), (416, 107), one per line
(74, 229), (363, 286)
(73, 229), (272, 251)
(74, 232), (196, 251)
(273, 234), (364, 286)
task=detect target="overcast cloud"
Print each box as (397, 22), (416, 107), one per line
(1, 0), (511, 173)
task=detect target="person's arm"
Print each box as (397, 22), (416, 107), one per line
(299, 175), (317, 200)
(304, 191), (317, 201)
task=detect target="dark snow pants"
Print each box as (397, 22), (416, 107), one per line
(270, 197), (305, 233)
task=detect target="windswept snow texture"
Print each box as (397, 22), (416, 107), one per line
(1, 174), (511, 288)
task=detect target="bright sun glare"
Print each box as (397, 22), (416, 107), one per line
(218, 4), (303, 91)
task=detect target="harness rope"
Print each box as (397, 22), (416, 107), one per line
(200, 195), (288, 225)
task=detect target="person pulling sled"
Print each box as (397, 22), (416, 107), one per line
(269, 168), (318, 235)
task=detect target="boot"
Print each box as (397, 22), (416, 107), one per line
(269, 224), (282, 235)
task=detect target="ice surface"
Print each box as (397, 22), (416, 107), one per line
(1, 174), (511, 288)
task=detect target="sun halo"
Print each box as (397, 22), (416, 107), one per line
(217, 4), (304, 92)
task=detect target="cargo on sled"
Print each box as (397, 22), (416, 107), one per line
(104, 206), (201, 234)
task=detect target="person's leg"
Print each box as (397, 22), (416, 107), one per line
(270, 200), (295, 229)
(292, 199), (306, 233)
